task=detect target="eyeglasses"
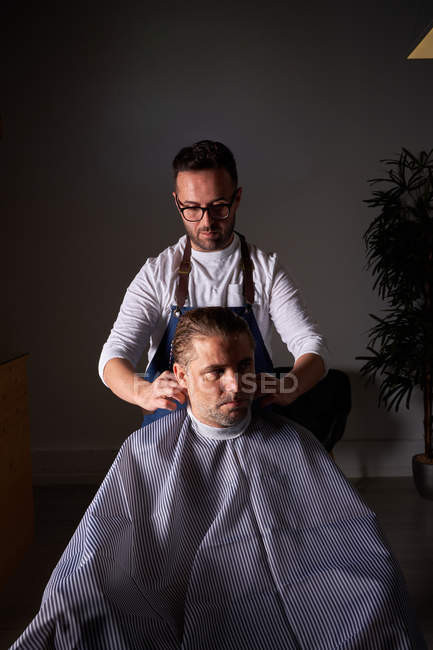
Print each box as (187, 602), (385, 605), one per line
(175, 189), (239, 222)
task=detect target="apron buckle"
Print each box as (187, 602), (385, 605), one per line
(178, 261), (191, 274)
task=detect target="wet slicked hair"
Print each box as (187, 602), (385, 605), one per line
(172, 140), (238, 187)
(172, 307), (254, 367)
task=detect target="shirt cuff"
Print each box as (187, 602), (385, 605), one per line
(98, 348), (136, 386)
(294, 350), (329, 379)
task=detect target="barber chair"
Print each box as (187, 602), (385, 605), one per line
(272, 368), (351, 452)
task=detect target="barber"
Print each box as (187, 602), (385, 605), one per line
(99, 140), (328, 425)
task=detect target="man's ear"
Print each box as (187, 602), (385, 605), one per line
(173, 362), (188, 389)
(234, 186), (242, 210)
(172, 192), (183, 218)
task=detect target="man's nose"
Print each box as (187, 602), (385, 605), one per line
(222, 370), (239, 393)
(200, 209), (215, 229)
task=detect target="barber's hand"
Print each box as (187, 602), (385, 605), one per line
(136, 371), (187, 413)
(254, 371), (299, 407)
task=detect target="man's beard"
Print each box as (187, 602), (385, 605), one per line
(205, 393), (251, 426)
(187, 222), (235, 252)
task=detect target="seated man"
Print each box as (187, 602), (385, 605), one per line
(12, 308), (425, 649)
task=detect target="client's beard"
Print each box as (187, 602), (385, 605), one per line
(205, 393), (251, 427)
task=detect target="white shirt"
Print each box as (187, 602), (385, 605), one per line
(98, 233), (328, 383)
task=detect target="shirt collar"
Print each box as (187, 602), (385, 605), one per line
(188, 232), (239, 263)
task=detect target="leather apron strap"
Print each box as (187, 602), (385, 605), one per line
(237, 231), (254, 306)
(174, 232), (254, 309)
(174, 236), (191, 311)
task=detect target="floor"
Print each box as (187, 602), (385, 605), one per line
(0, 478), (432, 649)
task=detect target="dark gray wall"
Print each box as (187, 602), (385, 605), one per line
(2, 1), (432, 473)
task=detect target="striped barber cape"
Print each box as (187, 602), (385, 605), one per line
(11, 409), (426, 649)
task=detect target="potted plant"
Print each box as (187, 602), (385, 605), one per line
(357, 148), (433, 499)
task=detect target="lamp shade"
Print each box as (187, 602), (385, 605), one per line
(408, 24), (433, 59)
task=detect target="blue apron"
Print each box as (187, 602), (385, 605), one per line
(141, 233), (273, 427)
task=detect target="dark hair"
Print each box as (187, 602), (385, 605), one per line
(172, 307), (254, 367)
(172, 140), (238, 187)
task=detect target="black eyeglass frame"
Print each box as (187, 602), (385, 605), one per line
(175, 188), (239, 222)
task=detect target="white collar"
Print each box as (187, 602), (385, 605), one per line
(187, 405), (251, 440)
(188, 232), (239, 263)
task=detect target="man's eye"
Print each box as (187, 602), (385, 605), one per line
(209, 204), (229, 218)
(205, 369), (223, 380)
